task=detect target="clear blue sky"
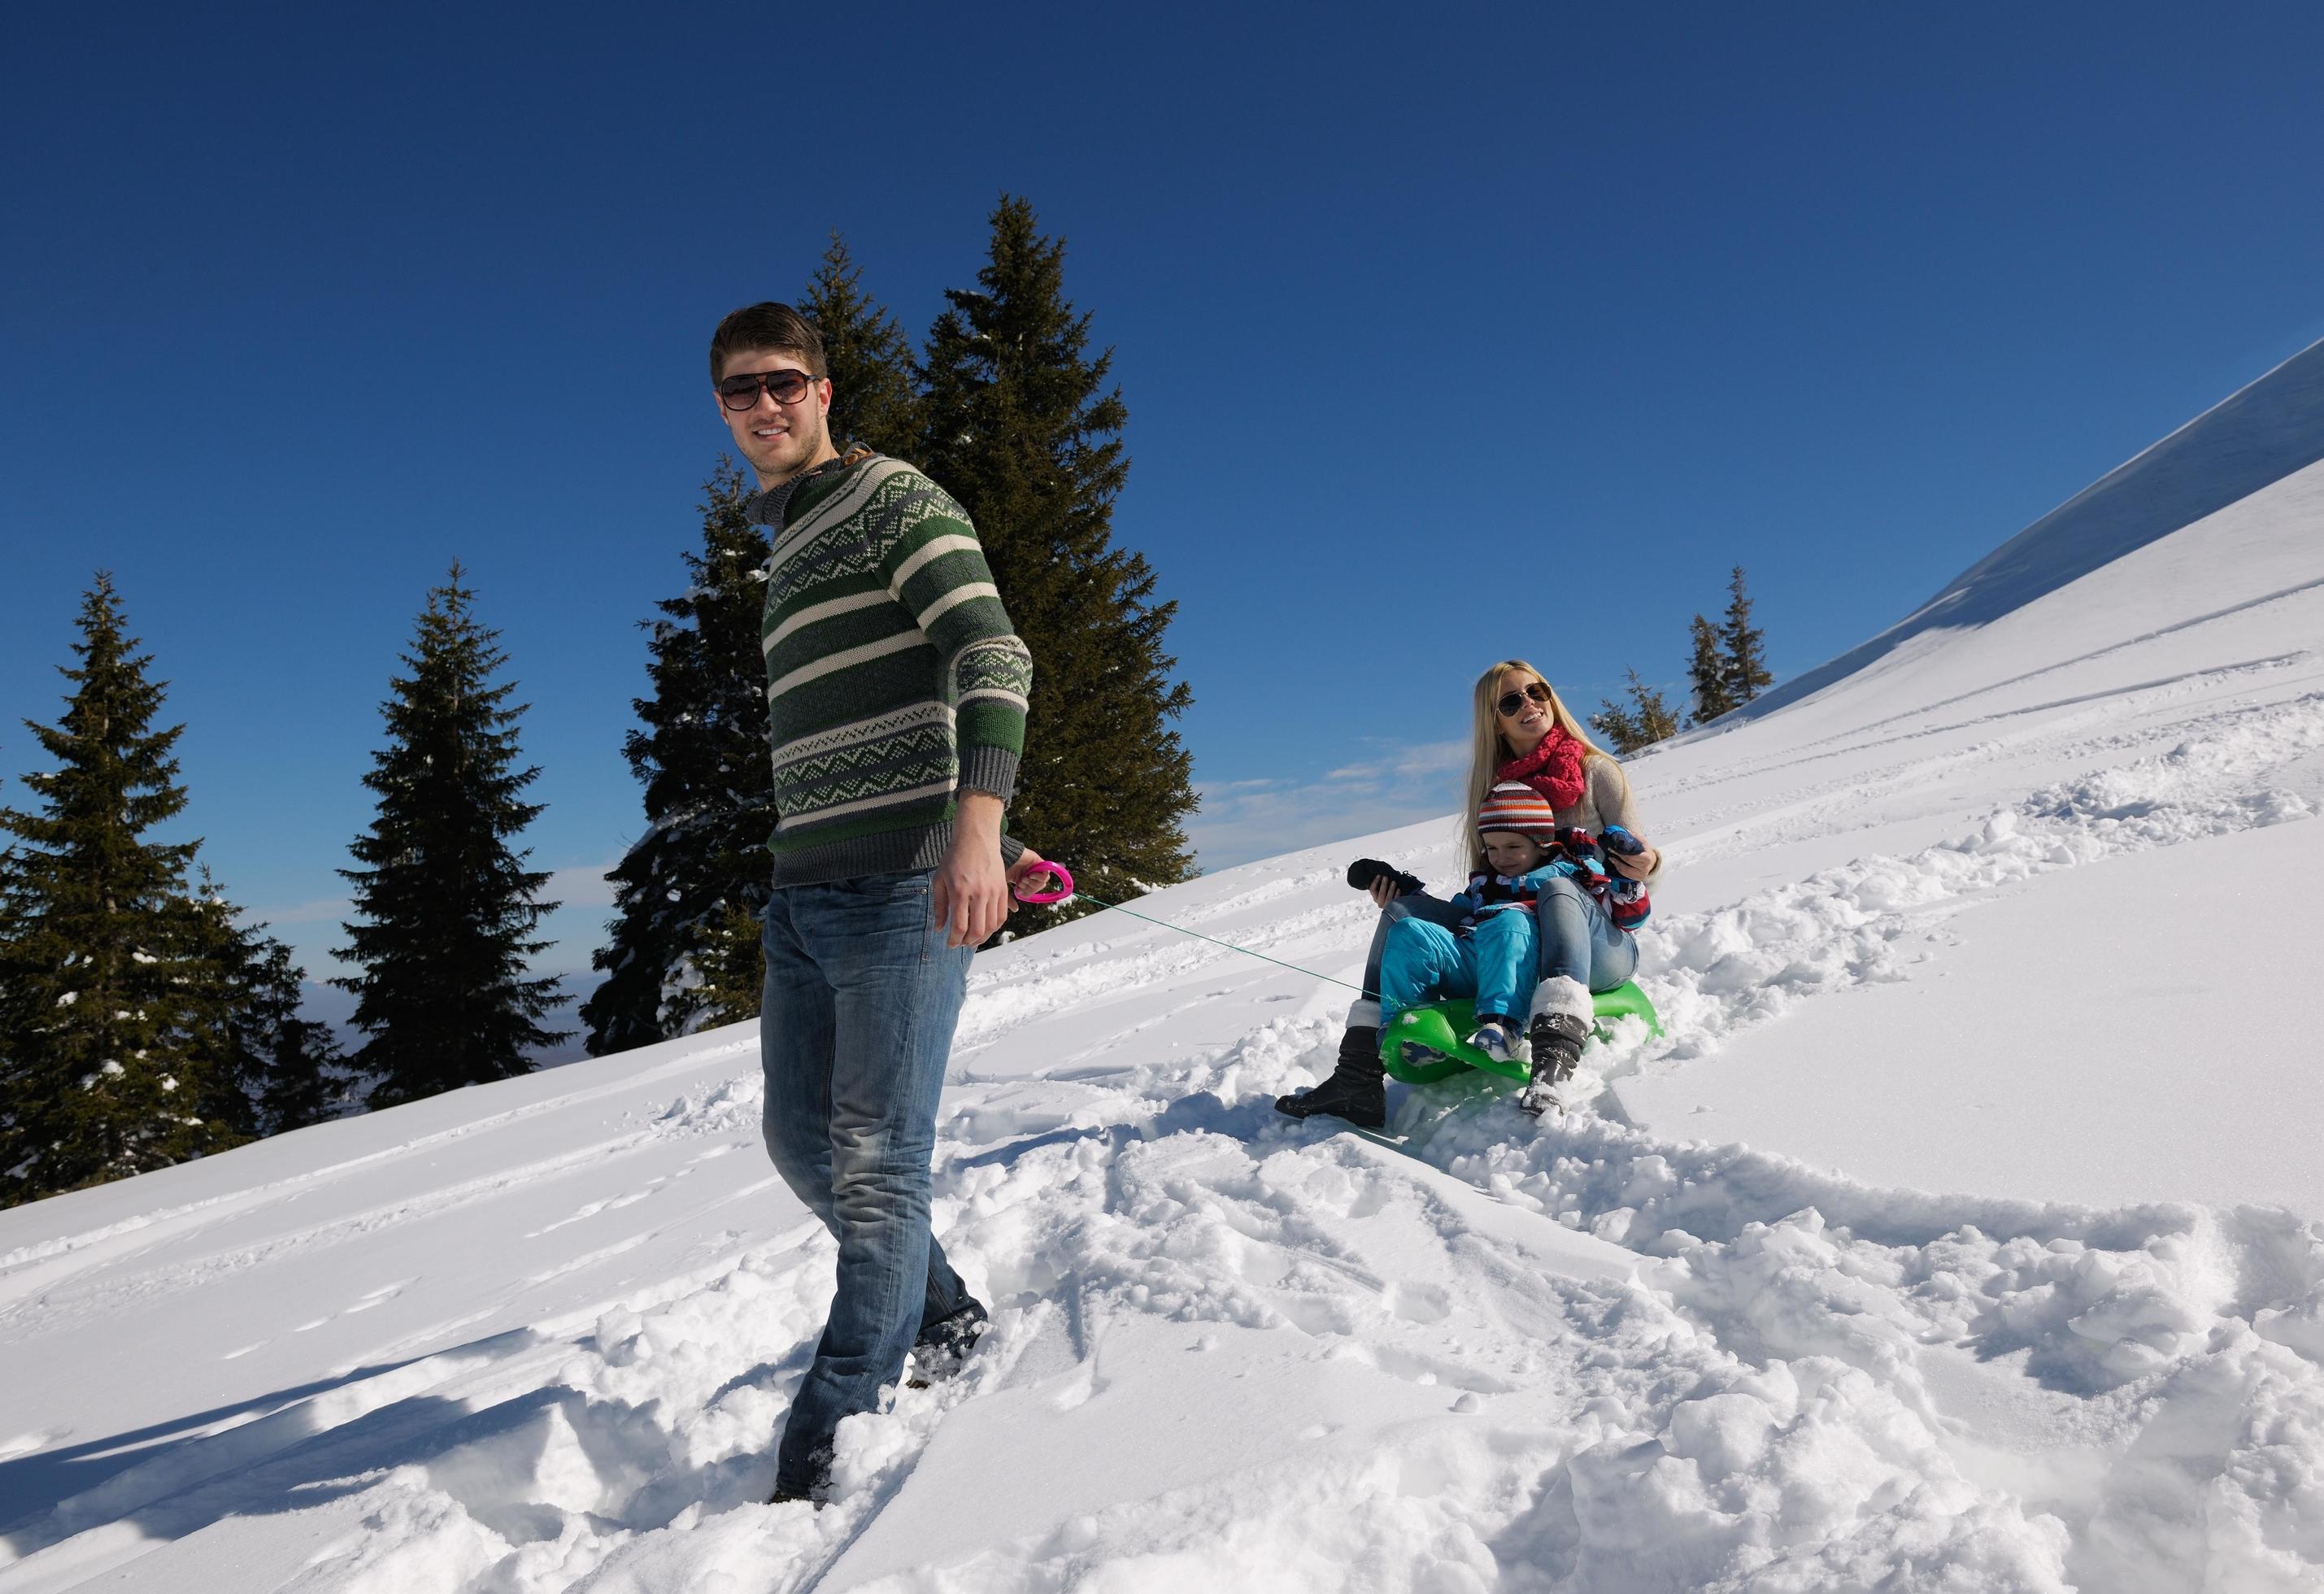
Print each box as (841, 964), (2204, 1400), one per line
(5, 1), (2322, 1005)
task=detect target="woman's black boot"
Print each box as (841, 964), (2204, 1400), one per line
(1275, 1027), (1386, 1129)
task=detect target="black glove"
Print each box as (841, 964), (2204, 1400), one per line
(1346, 858), (1425, 895)
(1599, 825), (1647, 857)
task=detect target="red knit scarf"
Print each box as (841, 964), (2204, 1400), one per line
(1496, 725), (1586, 811)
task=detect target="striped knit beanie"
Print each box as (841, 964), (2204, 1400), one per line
(1477, 781), (1559, 838)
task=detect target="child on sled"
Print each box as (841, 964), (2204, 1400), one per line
(1280, 660), (1663, 1127)
(1373, 782), (1651, 1109)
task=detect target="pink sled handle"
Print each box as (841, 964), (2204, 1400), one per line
(1012, 860), (1075, 905)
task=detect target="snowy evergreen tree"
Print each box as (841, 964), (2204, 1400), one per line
(1588, 695), (1642, 754)
(1590, 669), (1683, 754)
(581, 465), (773, 1055)
(1681, 569), (1773, 728)
(804, 232), (921, 459)
(1686, 612), (1736, 725)
(233, 927), (346, 1132)
(1720, 564), (1773, 706)
(0, 843), (22, 1177)
(688, 898), (768, 1030)
(918, 195), (1197, 917)
(178, 872), (349, 1134)
(164, 875), (267, 1143)
(337, 565), (564, 1106)
(0, 576), (242, 1204)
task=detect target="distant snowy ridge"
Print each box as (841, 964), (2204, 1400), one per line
(1725, 333), (2324, 727)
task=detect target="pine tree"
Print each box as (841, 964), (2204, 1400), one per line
(1686, 612), (1736, 725)
(0, 576), (243, 1204)
(1590, 669), (1682, 754)
(1720, 565), (1773, 706)
(690, 898), (768, 1029)
(0, 843), (24, 1174)
(917, 195), (1197, 916)
(231, 925), (348, 1132)
(176, 871), (347, 1134)
(581, 464), (774, 1055)
(337, 564), (564, 1106)
(165, 875), (263, 1143)
(803, 232), (921, 459)
(1586, 697), (1641, 755)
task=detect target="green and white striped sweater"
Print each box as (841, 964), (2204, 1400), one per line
(749, 451), (1033, 887)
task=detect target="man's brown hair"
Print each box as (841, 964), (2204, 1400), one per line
(709, 302), (828, 384)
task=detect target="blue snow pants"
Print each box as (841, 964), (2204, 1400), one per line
(1377, 908), (1539, 1027)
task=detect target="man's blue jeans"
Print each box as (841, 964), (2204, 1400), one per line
(759, 869), (977, 1489)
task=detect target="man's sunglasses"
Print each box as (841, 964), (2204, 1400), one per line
(717, 369), (820, 411)
(1496, 683), (1553, 717)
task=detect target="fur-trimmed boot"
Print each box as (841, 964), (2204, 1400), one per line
(1521, 977), (1592, 1115)
(1277, 1012), (1387, 1130)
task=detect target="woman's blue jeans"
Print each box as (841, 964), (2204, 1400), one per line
(759, 869), (978, 1489)
(1533, 874), (1638, 991)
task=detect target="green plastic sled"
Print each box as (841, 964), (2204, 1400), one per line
(1378, 982), (1663, 1084)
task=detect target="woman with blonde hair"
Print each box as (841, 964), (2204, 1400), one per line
(1276, 659), (1663, 1127)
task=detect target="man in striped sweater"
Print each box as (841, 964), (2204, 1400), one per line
(710, 302), (1039, 1505)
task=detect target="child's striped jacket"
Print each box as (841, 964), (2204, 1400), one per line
(1451, 829), (1652, 934)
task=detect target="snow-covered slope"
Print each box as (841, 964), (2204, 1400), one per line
(4, 398), (2324, 1591)
(1727, 333), (2324, 725)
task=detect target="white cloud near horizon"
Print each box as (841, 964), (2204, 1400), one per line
(542, 861), (620, 911)
(240, 895), (352, 927)
(1190, 738), (1469, 873)
(1319, 738), (1469, 786)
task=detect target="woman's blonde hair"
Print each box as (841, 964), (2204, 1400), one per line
(1457, 659), (1626, 869)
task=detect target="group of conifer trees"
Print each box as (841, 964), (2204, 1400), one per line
(1590, 566), (1773, 753)
(0, 564), (560, 1207)
(0, 579), (333, 1200)
(581, 197), (1198, 1055)
(0, 195), (1196, 1204)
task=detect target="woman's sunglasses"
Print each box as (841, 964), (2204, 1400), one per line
(717, 369), (820, 411)
(1496, 683), (1552, 717)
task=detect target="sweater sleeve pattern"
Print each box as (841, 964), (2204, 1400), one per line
(873, 475), (1034, 802)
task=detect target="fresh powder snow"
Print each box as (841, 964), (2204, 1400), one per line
(2, 353), (2322, 1591)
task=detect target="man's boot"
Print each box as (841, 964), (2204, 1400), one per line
(1275, 1027), (1386, 1129)
(768, 1445), (833, 1506)
(907, 1299), (989, 1387)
